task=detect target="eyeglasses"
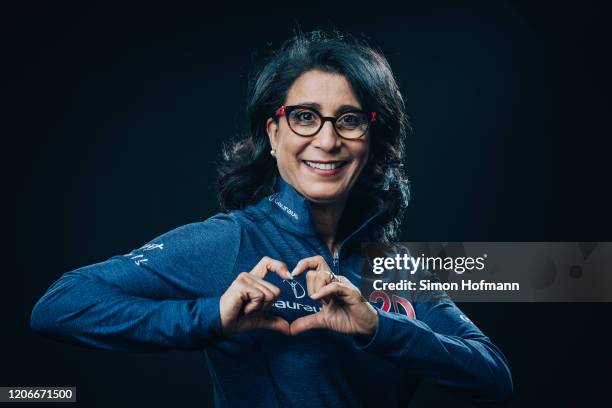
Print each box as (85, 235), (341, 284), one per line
(274, 105), (377, 140)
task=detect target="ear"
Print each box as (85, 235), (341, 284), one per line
(266, 118), (279, 150)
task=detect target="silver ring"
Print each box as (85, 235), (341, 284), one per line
(328, 271), (337, 282)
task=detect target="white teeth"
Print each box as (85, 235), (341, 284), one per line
(305, 161), (346, 170)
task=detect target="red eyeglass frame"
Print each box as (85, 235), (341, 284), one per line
(274, 104), (377, 139)
(275, 105), (377, 122)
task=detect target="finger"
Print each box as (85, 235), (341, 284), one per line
(313, 270), (333, 295)
(250, 256), (292, 280)
(335, 275), (358, 291)
(242, 274), (282, 312)
(335, 275), (351, 285)
(291, 255), (329, 278)
(304, 270), (333, 300)
(233, 273), (272, 313)
(290, 313), (325, 336)
(249, 281), (277, 310)
(241, 286), (267, 315)
(311, 282), (352, 301)
(243, 314), (291, 336)
(250, 275), (282, 300)
(306, 270), (316, 297)
(242, 273), (279, 303)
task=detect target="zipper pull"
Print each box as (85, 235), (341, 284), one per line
(332, 250), (340, 273)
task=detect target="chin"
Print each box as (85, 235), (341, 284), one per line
(300, 183), (350, 204)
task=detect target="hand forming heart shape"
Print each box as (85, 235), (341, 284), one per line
(219, 256), (378, 339)
(289, 255), (378, 337)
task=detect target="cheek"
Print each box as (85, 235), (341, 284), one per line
(277, 133), (308, 168)
(278, 131), (308, 157)
(353, 143), (370, 169)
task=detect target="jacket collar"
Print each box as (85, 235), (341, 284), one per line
(257, 177), (385, 244)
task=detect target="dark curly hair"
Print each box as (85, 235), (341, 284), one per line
(217, 30), (410, 242)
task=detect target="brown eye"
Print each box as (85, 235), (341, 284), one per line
(288, 108), (321, 132)
(295, 110), (316, 123)
(337, 113), (366, 129)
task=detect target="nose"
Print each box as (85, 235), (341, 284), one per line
(312, 121), (342, 152)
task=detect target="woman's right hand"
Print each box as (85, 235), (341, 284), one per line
(219, 256), (292, 337)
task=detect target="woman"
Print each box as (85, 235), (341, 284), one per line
(31, 30), (512, 406)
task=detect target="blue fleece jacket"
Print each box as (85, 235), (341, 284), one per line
(31, 178), (512, 407)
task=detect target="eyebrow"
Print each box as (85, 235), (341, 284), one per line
(294, 101), (364, 114)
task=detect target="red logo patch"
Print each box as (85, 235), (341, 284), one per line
(369, 290), (416, 319)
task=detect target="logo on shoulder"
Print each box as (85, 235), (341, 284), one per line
(123, 242), (164, 266)
(268, 194), (299, 220)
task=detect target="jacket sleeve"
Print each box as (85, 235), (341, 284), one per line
(30, 214), (241, 352)
(354, 263), (513, 404)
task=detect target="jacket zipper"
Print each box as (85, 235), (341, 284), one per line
(330, 210), (384, 276)
(332, 250), (340, 275)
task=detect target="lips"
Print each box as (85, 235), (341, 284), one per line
(303, 160), (348, 170)
(302, 160), (349, 177)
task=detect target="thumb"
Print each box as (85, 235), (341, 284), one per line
(241, 314), (291, 336)
(290, 313), (325, 336)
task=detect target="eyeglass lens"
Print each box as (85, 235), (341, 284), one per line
(287, 107), (369, 139)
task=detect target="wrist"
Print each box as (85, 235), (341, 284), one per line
(359, 303), (379, 337)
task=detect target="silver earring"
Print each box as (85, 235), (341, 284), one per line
(270, 149), (276, 157)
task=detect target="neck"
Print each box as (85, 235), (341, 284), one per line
(309, 198), (347, 255)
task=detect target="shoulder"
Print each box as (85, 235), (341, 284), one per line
(125, 213), (245, 275)
(225, 201), (277, 233)
(138, 212), (244, 262)
(158, 207), (276, 250)
(154, 212), (241, 242)
(151, 201), (278, 254)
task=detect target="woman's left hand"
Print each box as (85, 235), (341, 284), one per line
(290, 256), (378, 337)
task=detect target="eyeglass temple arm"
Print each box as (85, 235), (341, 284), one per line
(275, 105), (377, 123)
(275, 105), (287, 117)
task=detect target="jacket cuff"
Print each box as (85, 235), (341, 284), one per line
(195, 296), (224, 344)
(352, 307), (395, 352)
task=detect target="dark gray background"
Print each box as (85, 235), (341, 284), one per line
(3, 1), (611, 407)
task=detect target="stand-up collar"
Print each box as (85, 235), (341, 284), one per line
(257, 177), (385, 242)
(262, 178), (319, 236)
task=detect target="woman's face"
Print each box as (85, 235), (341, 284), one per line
(266, 69), (370, 204)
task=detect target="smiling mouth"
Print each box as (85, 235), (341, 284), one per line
(303, 160), (349, 170)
